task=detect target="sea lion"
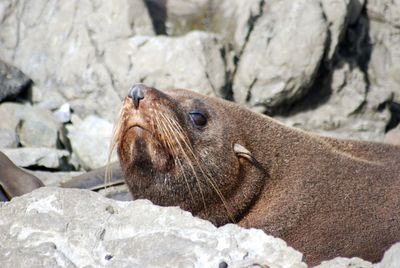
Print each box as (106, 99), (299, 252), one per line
(0, 151), (44, 201)
(113, 83), (400, 266)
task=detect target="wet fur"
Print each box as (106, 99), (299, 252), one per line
(114, 86), (400, 266)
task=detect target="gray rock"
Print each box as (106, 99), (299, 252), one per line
(315, 257), (373, 268)
(165, 0), (263, 55)
(0, 102), (30, 131)
(366, 1), (400, 107)
(97, 184), (132, 201)
(0, 102), (66, 148)
(165, 0), (210, 35)
(277, 62), (389, 142)
(31, 85), (67, 111)
(0, 187), (307, 268)
(66, 115), (116, 170)
(0, 128), (18, 148)
(233, 0), (328, 113)
(320, 0), (352, 61)
(1, 148), (70, 169)
(0, 59), (31, 102)
(105, 31), (227, 98)
(0, 0), (154, 121)
(17, 107), (62, 148)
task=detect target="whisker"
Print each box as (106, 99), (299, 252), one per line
(159, 112), (209, 213)
(165, 116), (234, 222)
(158, 112), (206, 206)
(106, 105), (124, 191)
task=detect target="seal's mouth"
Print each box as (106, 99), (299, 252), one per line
(127, 124), (148, 132)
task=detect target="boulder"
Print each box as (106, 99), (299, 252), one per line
(164, 0), (210, 35)
(17, 107), (62, 148)
(320, 0), (354, 61)
(277, 62), (389, 141)
(233, 0), (328, 113)
(1, 148), (70, 169)
(315, 257), (372, 268)
(0, 187), (307, 268)
(104, 31), (227, 98)
(0, 102), (30, 131)
(165, 0), (272, 55)
(66, 115), (116, 170)
(366, 0), (400, 107)
(0, 102), (66, 149)
(0, 0), (154, 121)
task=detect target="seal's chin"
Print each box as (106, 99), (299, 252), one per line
(122, 125), (174, 173)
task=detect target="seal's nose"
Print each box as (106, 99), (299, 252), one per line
(128, 84), (145, 109)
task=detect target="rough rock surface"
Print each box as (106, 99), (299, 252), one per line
(17, 108), (62, 148)
(66, 115), (116, 170)
(105, 31), (227, 98)
(0, 0), (154, 120)
(1, 148), (70, 169)
(0, 187), (306, 268)
(233, 0), (327, 113)
(277, 62), (390, 142)
(0, 102), (67, 148)
(0, 128), (18, 149)
(367, 0), (400, 106)
(0, 102), (31, 131)
(0, 59), (31, 102)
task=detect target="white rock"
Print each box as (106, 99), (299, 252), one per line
(276, 62), (388, 142)
(1, 148), (70, 169)
(320, 0), (351, 61)
(0, 187), (307, 268)
(105, 31), (227, 98)
(66, 115), (116, 170)
(367, 0), (400, 106)
(0, 0), (154, 121)
(0, 128), (18, 148)
(17, 107), (62, 148)
(233, 0), (328, 112)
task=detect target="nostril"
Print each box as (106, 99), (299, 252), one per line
(128, 84), (145, 109)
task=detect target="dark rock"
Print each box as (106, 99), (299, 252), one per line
(0, 59), (31, 102)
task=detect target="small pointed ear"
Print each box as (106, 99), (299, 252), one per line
(234, 143), (254, 163)
(234, 143), (266, 173)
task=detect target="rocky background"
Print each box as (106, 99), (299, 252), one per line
(1, 0), (400, 176)
(0, 187), (399, 268)
(1, 0), (400, 266)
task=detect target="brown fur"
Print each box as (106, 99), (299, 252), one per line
(116, 84), (400, 266)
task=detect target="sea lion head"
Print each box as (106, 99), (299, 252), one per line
(113, 84), (266, 225)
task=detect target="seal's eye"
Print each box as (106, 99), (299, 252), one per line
(189, 112), (207, 128)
